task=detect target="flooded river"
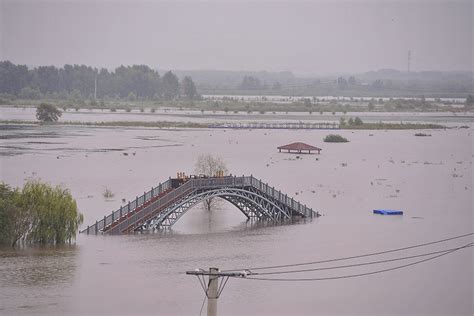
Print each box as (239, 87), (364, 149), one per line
(0, 113), (472, 315)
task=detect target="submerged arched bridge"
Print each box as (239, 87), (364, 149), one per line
(80, 175), (319, 234)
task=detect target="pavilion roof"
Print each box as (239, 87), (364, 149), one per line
(277, 142), (322, 151)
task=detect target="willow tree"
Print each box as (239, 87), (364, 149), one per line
(0, 180), (83, 246)
(0, 184), (24, 246)
(194, 154), (228, 211)
(21, 181), (83, 244)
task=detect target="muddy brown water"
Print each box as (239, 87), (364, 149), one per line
(0, 118), (472, 315)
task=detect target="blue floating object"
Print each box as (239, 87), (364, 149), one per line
(373, 209), (403, 215)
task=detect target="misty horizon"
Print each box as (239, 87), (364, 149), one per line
(1, 0), (472, 75)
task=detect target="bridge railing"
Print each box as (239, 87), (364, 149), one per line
(82, 175), (316, 233)
(190, 176), (246, 188)
(247, 176), (315, 218)
(188, 175), (314, 217)
(186, 176), (315, 217)
(81, 178), (173, 233)
(114, 179), (197, 233)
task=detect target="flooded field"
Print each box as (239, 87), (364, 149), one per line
(0, 118), (472, 315)
(1, 106), (473, 126)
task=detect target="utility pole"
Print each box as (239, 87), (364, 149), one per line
(207, 268), (219, 316)
(407, 50), (411, 73)
(186, 268), (249, 316)
(94, 76), (97, 100)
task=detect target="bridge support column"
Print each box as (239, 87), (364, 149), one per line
(207, 267), (219, 316)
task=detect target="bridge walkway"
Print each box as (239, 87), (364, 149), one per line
(80, 175), (319, 234)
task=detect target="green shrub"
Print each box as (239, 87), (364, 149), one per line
(36, 103), (62, 122)
(324, 134), (349, 143)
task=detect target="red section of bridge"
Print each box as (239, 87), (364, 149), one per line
(104, 188), (173, 233)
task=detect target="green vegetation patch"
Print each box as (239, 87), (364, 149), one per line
(344, 122), (445, 130)
(324, 134), (349, 143)
(0, 181), (83, 247)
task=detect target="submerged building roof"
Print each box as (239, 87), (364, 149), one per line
(277, 142), (322, 151)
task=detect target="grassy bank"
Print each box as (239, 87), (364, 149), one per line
(342, 122), (447, 130)
(0, 119), (449, 130)
(1, 97), (472, 114)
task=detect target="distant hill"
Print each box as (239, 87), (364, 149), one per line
(357, 69), (473, 83)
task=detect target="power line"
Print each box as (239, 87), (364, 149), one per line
(186, 235), (473, 313)
(239, 242), (472, 282)
(222, 232), (473, 272)
(250, 243), (473, 276)
(198, 294), (206, 316)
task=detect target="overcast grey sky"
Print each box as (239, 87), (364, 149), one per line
(1, 0), (472, 74)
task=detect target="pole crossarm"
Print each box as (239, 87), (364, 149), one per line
(187, 267), (250, 315)
(186, 270), (251, 278)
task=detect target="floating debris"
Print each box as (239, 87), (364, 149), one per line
(374, 209), (403, 215)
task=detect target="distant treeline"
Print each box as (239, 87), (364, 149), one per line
(180, 69), (474, 98)
(1, 61), (473, 101)
(0, 61), (198, 101)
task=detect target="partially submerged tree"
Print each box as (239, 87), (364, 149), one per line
(324, 134), (349, 143)
(36, 103), (62, 122)
(0, 184), (21, 246)
(194, 154), (228, 211)
(0, 180), (83, 246)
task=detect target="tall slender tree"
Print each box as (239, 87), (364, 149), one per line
(162, 71), (180, 100)
(182, 76), (198, 100)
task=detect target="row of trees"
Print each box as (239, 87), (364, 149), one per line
(0, 61), (199, 100)
(237, 75), (384, 92)
(0, 181), (83, 246)
(340, 116), (363, 127)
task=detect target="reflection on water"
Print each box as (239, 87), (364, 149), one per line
(0, 245), (78, 314)
(0, 245), (78, 287)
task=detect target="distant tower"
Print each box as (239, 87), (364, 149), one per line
(407, 50), (411, 73)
